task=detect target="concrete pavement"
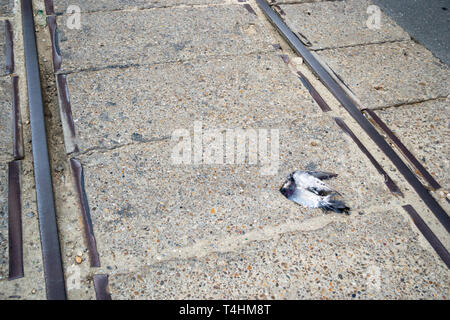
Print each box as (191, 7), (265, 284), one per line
(373, 0), (450, 65)
(0, 0), (48, 299)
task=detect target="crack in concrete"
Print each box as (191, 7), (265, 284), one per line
(74, 135), (172, 161)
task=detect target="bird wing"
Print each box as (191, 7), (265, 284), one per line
(306, 186), (334, 197)
(284, 170), (347, 212)
(295, 171), (340, 196)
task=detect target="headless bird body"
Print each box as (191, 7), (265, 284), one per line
(280, 170), (350, 214)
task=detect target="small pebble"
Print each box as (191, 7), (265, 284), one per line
(75, 256), (83, 264)
(292, 57), (303, 66)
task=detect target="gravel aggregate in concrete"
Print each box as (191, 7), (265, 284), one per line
(375, 99), (450, 189)
(279, 0), (410, 50)
(372, 0), (450, 65)
(1, 0), (446, 300)
(319, 41), (450, 109)
(273, 0), (340, 3)
(55, 4), (275, 72)
(107, 207), (449, 299)
(65, 53), (320, 153)
(0, 163), (7, 280)
(0, 146), (50, 299)
(53, 0), (225, 14)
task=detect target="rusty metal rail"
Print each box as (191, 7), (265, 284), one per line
(21, 0), (66, 299)
(363, 108), (441, 190)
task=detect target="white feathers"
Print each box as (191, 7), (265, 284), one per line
(280, 170), (350, 214)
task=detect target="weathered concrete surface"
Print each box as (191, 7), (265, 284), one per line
(0, 0), (13, 16)
(0, 163), (7, 280)
(319, 41), (449, 109)
(0, 157), (48, 299)
(0, 76), (12, 159)
(66, 53), (320, 153)
(76, 112), (396, 277)
(274, 0), (339, 3)
(107, 207), (449, 299)
(375, 99), (450, 189)
(279, 0), (410, 50)
(55, 5), (275, 72)
(373, 0), (450, 65)
(53, 0), (225, 14)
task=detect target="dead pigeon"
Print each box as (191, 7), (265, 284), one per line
(280, 170), (350, 214)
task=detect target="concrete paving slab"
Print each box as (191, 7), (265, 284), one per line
(373, 0), (450, 65)
(65, 53), (321, 153)
(76, 113), (393, 274)
(0, 163), (7, 280)
(0, 0), (13, 16)
(319, 41), (450, 109)
(55, 5), (275, 72)
(0, 76), (12, 159)
(375, 99), (450, 189)
(279, 0), (410, 50)
(53, 0), (224, 14)
(107, 207), (449, 299)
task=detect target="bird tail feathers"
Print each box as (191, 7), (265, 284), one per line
(321, 199), (350, 214)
